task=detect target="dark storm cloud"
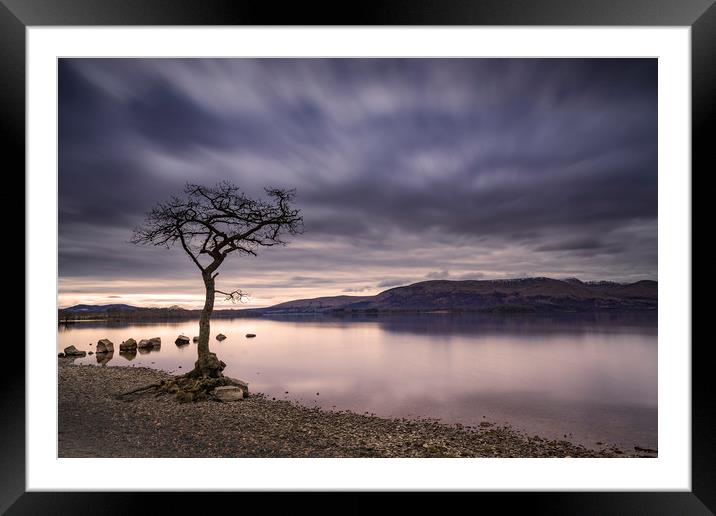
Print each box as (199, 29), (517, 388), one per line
(59, 58), (657, 304)
(535, 238), (607, 252)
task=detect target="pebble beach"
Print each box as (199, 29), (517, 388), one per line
(58, 359), (650, 458)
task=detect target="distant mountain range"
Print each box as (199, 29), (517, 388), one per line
(59, 277), (657, 319)
(63, 303), (138, 313)
(259, 277), (657, 314)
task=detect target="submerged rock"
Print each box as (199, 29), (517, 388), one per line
(63, 345), (86, 357)
(245, 334), (256, 338)
(175, 335), (190, 345)
(216, 334), (227, 341)
(96, 339), (114, 354)
(120, 338), (137, 351)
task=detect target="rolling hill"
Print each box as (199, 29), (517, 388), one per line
(259, 277), (657, 314)
(63, 303), (138, 312)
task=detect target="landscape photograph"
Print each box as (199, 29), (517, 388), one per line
(58, 57), (658, 458)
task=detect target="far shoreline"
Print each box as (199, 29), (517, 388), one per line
(58, 308), (659, 325)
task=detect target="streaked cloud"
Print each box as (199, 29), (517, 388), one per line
(59, 58), (657, 308)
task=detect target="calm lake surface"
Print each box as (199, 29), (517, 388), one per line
(58, 313), (657, 450)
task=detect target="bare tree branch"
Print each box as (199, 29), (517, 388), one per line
(215, 289), (249, 303)
(177, 224), (205, 272)
(131, 180), (304, 301)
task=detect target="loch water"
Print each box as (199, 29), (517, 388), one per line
(58, 312), (657, 450)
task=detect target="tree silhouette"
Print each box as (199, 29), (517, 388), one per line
(131, 182), (303, 378)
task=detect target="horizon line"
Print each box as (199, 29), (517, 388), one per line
(58, 275), (658, 310)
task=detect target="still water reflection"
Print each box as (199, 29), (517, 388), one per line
(58, 313), (657, 449)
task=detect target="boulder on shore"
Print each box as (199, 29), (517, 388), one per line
(120, 338), (137, 351)
(245, 334), (256, 338)
(57, 352), (65, 358)
(63, 345), (86, 357)
(175, 335), (190, 345)
(212, 385), (248, 402)
(96, 339), (114, 354)
(216, 334), (227, 341)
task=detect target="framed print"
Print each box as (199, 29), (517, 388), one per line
(5, 0), (712, 513)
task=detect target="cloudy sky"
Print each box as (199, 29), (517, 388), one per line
(59, 58), (657, 309)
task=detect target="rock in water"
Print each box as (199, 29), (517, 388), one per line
(137, 339), (154, 349)
(212, 385), (247, 402)
(96, 339), (114, 354)
(57, 352), (65, 358)
(175, 335), (190, 345)
(119, 338), (137, 351)
(149, 337), (161, 348)
(63, 345), (86, 357)
(245, 334), (256, 338)
(216, 334), (227, 341)
(193, 336), (200, 343)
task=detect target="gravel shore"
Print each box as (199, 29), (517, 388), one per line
(58, 360), (642, 458)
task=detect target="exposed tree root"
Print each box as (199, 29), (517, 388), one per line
(118, 382), (163, 397)
(116, 354), (247, 403)
(162, 375), (248, 403)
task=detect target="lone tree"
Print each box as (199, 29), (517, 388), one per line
(131, 182), (303, 378)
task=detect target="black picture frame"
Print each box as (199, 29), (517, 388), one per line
(4, 0), (711, 513)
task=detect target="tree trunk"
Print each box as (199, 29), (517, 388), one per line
(188, 272), (225, 378)
(198, 272), (214, 360)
